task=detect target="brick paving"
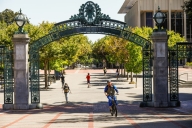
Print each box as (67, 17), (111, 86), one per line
(0, 68), (192, 128)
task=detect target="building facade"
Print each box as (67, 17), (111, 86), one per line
(118, 0), (192, 42)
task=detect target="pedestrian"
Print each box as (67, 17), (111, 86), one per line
(63, 83), (71, 103)
(60, 74), (65, 88)
(52, 75), (55, 83)
(103, 67), (107, 76)
(116, 69), (119, 80)
(86, 73), (90, 88)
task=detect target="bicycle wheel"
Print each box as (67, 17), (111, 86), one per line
(113, 105), (117, 117)
(111, 105), (114, 116)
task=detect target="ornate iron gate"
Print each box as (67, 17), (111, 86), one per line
(29, 1), (152, 104)
(169, 42), (192, 102)
(142, 42), (152, 102)
(0, 46), (14, 104)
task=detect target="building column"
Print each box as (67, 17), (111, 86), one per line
(184, 11), (187, 39)
(137, 0), (141, 27)
(12, 34), (30, 109)
(151, 31), (169, 107)
(168, 0), (171, 30)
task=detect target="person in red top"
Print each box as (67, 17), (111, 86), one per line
(86, 73), (90, 88)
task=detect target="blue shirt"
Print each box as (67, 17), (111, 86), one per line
(104, 85), (118, 95)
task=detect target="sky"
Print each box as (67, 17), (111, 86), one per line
(0, 0), (126, 42)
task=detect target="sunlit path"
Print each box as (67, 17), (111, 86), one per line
(0, 69), (192, 128)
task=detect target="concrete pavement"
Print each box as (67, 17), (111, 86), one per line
(0, 68), (192, 128)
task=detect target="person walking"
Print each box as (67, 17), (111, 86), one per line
(116, 69), (119, 80)
(60, 74), (65, 88)
(86, 73), (90, 88)
(103, 67), (107, 76)
(63, 83), (71, 103)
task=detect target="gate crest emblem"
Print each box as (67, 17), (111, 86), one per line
(70, 1), (110, 25)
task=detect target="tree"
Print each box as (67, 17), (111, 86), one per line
(124, 42), (142, 84)
(124, 27), (152, 83)
(0, 9), (15, 25)
(182, 0), (192, 22)
(167, 30), (186, 49)
(92, 36), (111, 67)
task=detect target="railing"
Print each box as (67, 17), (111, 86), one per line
(179, 73), (188, 81)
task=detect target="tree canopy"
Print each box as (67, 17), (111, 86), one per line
(182, 0), (192, 22)
(0, 9), (188, 87)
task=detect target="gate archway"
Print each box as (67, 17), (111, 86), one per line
(29, 1), (152, 104)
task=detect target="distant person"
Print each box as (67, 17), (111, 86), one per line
(86, 73), (90, 88)
(60, 74), (65, 88)
(52, 75), (55, 83)
(103, 67), (107, 76)
(63, 83), (71, 103)
(116, 69), (119, 80)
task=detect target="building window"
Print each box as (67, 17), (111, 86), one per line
(171, 12), (184, 36)
(146, 12), (153, 27)
(162, 12), (168, 30)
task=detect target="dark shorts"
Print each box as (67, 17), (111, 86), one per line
(87, 80), (90, 84)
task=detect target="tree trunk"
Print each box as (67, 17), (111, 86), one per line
(129, 69), (135, 84)
(121, 64), (123, 76)
(124, 64), (126, 77)
(130, 71), (133, 82)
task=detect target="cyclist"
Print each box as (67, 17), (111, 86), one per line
(104, 80), (119, 112)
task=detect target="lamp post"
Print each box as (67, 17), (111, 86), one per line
(14, 9), (26, 34)
(153, 6), (166, 31)
(11, 9), (30, 110)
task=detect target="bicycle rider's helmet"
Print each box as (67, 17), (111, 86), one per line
(107, 80), (111, 83)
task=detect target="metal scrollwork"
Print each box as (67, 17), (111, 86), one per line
(0, 46), (14, 104)
(169, 42), (192, 101)
(70, 1), (110, 25)
(29, 1), (152, 104)
(142, 42), (152, 102)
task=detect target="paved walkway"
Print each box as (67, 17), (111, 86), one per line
(0, 68), (192, 128)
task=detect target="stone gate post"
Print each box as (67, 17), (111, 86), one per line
(12, 34), (30, 109)
(151, 31), (169, 107)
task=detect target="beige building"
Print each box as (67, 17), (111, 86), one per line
(118, 0), (192, 41)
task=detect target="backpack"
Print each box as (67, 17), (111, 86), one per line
(105, 85), (115, 95)
(63, 86), (69, 93)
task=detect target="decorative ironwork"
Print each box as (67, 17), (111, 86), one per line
(0, 46), (14, 104)
(0, 46), (4, 95)
(70, 1), (110, 25)
(29, 1), (152, 104)
(169, 42), (192, 101)
(142, 42), (152, 101)
(29, 51), (40, 103)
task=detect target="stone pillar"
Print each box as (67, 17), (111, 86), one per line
(12, 34), (30, 109)
(151, 31), (169, 107)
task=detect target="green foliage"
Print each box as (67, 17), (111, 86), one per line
(0, 22), (17, 48)
(124, 42), (142, 73)
(57, 35), (92, 68)
(124, 27), (151, 74)
(182, 0), (192, 21)
(0, 9), (16, 25)
(186, 62), (192, 66)
(167, 30), (186, 49)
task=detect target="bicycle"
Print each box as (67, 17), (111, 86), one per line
(110, 94), (118, 117)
